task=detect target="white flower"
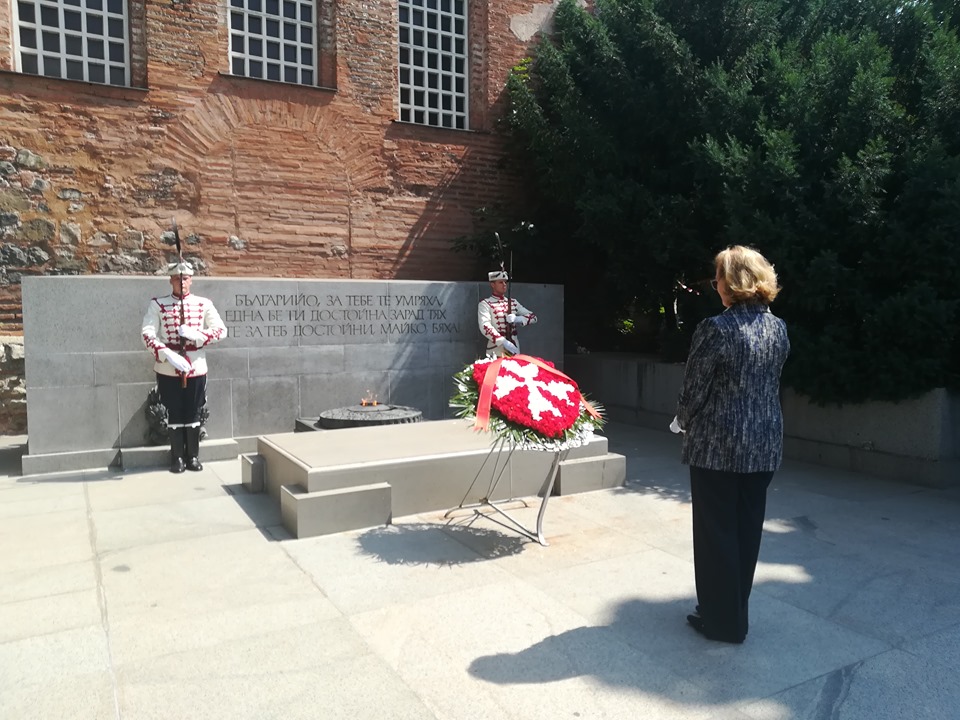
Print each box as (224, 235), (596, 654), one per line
(494, 359), (577, 421)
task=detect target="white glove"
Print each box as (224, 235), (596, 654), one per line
(669, 416), (684, 434)
(161, 347), (193, 374)
(501, 339), (519, 355)
(505, 313), (526, 326)
(178, 325), (205, 343)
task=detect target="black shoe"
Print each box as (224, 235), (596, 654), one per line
(185, 457), (203, 472)
(169, 431), (186, 474)
(694, 604), (748, 636)
(687, 614), (706, 634)
(686, 614), (744, 644)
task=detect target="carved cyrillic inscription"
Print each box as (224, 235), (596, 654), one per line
(224, 293), (461, 340)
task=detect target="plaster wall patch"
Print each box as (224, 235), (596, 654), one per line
(511, 0), (586, 42)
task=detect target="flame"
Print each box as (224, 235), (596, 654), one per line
(360, 390), (379, 407)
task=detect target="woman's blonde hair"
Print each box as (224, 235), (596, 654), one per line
(715, 245), (781, 304)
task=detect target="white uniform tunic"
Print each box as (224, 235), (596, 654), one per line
(142, 292), (227, 377)
(477, 293), (537, 356)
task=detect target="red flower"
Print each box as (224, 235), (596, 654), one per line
(472, 357), (581, 438)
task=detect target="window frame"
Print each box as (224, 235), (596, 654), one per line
(11, 0), (132, 87)
(227, 0), (322, 87)
(397, 0), (470, 131)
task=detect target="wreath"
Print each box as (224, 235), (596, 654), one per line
(450, 354), (604, 451)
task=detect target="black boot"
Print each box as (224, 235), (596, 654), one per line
(169, 429), (186, 474)
(185, 426), (203, 472)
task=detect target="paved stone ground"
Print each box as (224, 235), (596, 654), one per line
(1, 424), (958, 720)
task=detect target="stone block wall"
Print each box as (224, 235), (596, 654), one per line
(21, 276), (563, 472)
(0, 334), (25, 433)
(565, 352), (959, 488)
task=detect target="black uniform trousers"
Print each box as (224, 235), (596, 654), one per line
(689, 465), (774, 642)
(156, 373), (206, 427)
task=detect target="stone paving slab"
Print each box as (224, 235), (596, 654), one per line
(0, 507), (94, 574)
(113, 620), (437, 720)
(83, 464), (240, 512)
(739, 638), (960, 720)
(90, 485), (281, 554)
(0, 559), (96, 605)
(1, 587), (102, 645)
(0, 625), (113, 717)
(2, 426), (960, 719)
(351, 580), (713, 720)
(0, 667), (117, 720)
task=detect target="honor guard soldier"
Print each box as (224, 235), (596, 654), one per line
(478, 270), (537, 356)
(142, 261), (227, 473)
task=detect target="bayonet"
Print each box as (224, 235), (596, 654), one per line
(493, 231), (514, 344)
(171, 218), (188, 387)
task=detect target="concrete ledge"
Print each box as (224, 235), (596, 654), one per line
(555, 453), (627, 495)
(294, 417), (325, 432)
(21, 447), (120, 475)
(20, 439), (241, 474)
(259, 436), (312, 500)
(234, 436), (261, 455)
(120, 439), (239, 470)
(241, 453), (265, 493)
(785, 437), (959, 488)
(567, 353), (959, 488)
(280, 482), (392, 539)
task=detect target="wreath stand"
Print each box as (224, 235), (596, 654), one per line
(444, 437), (567, 546)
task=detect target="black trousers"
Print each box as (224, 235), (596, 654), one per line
(156, 373), (207, 427)
(689, 465), (774, 642)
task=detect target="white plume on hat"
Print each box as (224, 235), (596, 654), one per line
(488, 271), (509, 282)
(167, 261), (194, 276)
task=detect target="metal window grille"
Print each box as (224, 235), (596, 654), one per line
(13, 0), (130, 86)
(229, 0), (316, 85)
(398, 0), (468, 130)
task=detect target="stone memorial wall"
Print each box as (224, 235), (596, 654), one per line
(22, 277), (563, 473)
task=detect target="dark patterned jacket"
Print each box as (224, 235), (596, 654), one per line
(677, 302), (790, 473)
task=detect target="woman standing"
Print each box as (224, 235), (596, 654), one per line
(673, 245), (790, 643)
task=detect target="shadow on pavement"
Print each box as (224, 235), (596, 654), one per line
(355, 521), (527, 566)
(0, 437), (26, 477)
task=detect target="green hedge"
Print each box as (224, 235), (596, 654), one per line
(504, 0), (960, 403)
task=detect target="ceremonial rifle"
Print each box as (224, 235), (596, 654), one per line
(171, 218), (188, 388)
(493, 232), (514, 345)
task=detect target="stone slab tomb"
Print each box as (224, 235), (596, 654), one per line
(246, 419), (626, 538)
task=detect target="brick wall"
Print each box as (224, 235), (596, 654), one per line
(0, 0), (548, 326)
(0, 0), (557, 433)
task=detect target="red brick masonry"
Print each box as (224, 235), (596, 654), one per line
(0, 0), (546, 333)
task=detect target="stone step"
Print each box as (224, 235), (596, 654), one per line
(554, 453), (627, 495)
(280, 482), (392, 539)
(120, 439), (240, 470)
